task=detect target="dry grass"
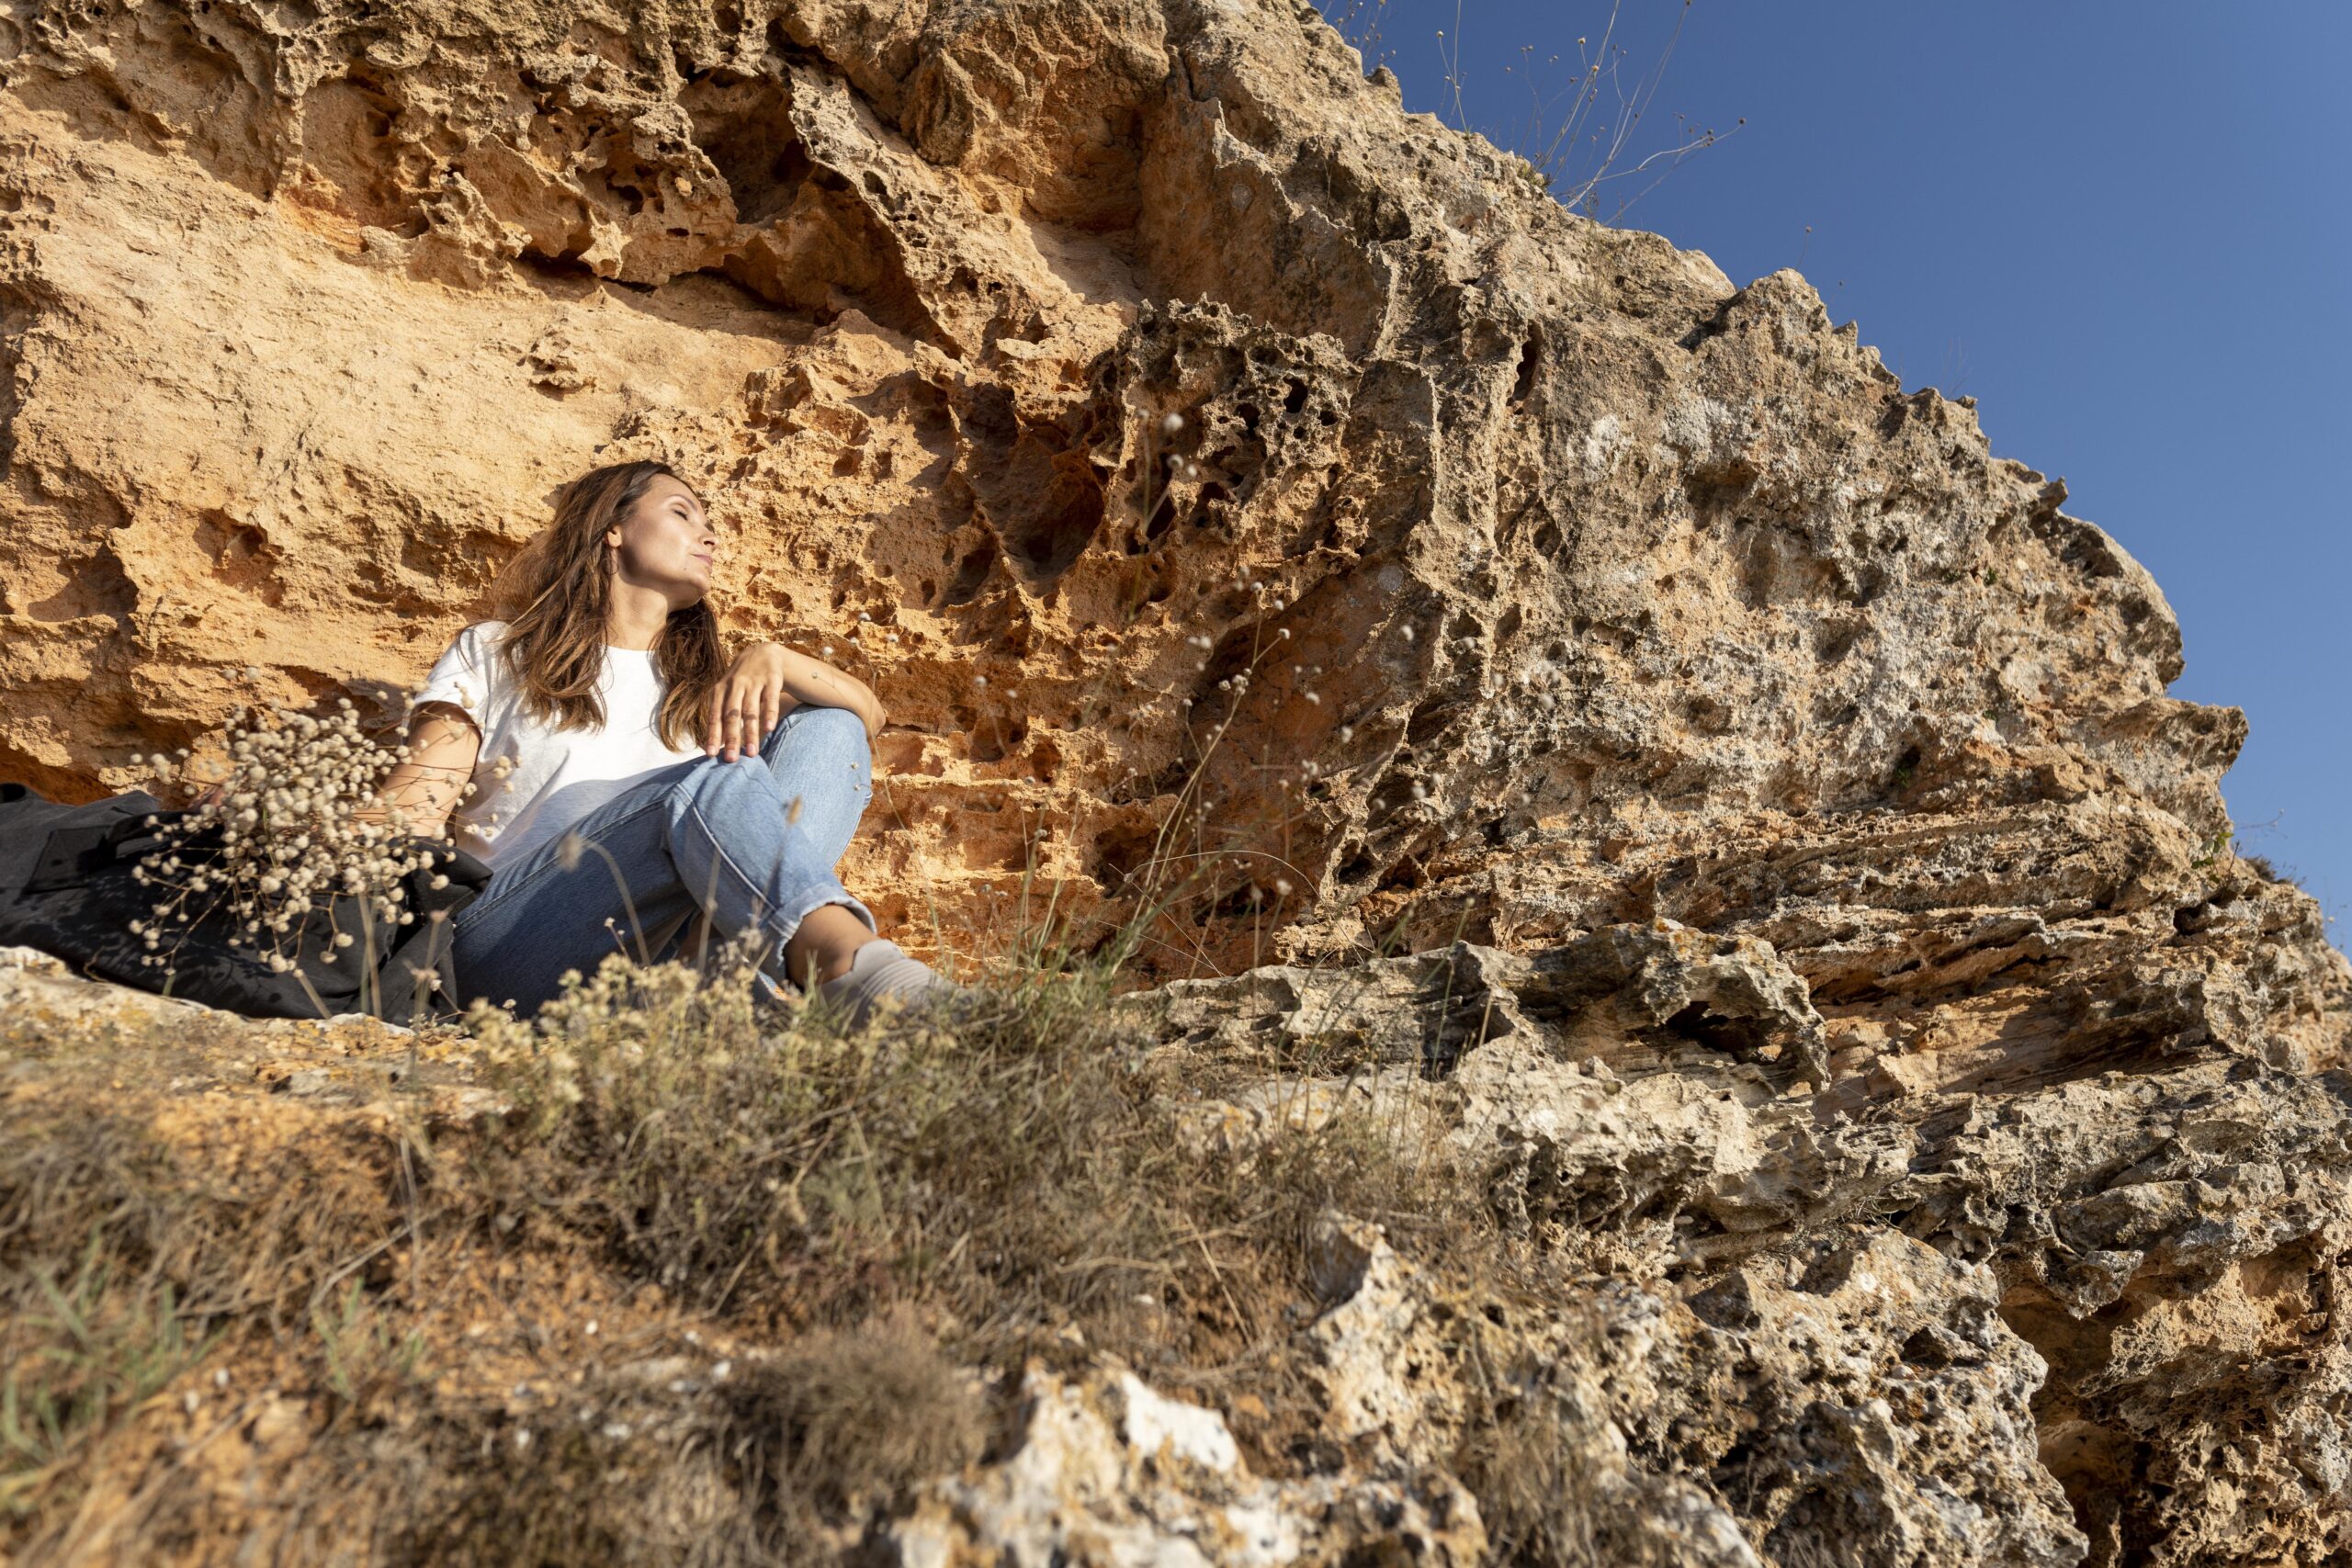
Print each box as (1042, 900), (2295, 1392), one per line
(0, 1038), (427, 1551)
(0, 780), (1677, 1568)
(0, 1246), (219, 1523)
(1455, 1374), (1609, 1567)
(1, 572), (1632, 1563)
(458, 929), (1453, 1395)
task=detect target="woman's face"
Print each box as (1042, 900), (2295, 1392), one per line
(605, 476), (718, 606)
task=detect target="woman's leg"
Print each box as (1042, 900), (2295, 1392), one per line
(752, 704), (884, 988)
(745, 706), (960, 1020)
(661, 704), (882, 987)
(450, 706), (877, 1016)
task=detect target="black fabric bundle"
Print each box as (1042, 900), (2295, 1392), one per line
(0, 782), (492, 1022)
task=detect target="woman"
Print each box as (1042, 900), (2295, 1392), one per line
(377, 458), (956, 1027)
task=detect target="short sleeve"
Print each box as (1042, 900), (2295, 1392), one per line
(413, 621), (503, 729)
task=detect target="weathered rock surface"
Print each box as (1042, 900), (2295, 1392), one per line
(1305, 1212), (2086, 1568)
(3, 0), (2348, 1563)
(1142, 931), (2352, 1563)
(888, 1359), (1486, 1566)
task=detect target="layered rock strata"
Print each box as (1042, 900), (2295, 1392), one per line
(1, 0), (2346, 1563)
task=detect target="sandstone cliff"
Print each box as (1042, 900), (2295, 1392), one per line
(2, 0), (2347, 1564)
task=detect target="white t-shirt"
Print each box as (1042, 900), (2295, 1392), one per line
(412, 619), (707, 873)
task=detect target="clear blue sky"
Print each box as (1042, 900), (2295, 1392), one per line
(1317, 0), (2350, 935)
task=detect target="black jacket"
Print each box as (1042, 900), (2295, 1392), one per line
(0, 782), (492, 1023)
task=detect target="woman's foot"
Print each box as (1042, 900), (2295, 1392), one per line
(809, 939), (963, 1031)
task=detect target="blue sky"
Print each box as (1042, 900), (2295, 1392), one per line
(1317, 0), (2350, 934)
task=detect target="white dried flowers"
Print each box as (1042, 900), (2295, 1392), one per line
(130, 695), (451, 976)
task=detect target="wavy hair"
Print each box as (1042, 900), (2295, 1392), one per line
(494, 459), (724, 750)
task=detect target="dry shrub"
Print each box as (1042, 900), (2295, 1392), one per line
(463, 936), (1446, 1390)
(385, 1312), (978, 1567)
(722, 1309), (986, 1521)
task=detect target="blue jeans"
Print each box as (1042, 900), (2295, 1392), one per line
(448, 703), (878, 1018)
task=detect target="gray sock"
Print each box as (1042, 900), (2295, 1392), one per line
(810, 939), (958, 1029)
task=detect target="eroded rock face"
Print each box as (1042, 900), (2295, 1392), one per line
(1151, 931), (2352, 1566)
(4, 0), (2309, 987)
(887, 1359), (1486, 1566)
(3, 0), (2348, 1562)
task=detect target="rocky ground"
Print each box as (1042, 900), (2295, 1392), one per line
(2, 0), (2347, 1562)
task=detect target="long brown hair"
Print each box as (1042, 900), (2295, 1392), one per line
(495, 460), (725, 750)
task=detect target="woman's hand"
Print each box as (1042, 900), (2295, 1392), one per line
(705, 642), (885, 761)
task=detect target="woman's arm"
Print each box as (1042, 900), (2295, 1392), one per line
(705, 642), (886, 761)
(351, 703), (483, 838)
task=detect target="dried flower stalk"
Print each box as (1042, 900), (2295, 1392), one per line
(127, 694), (487, 981)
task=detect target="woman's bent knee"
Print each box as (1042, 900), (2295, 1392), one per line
(788, 703), (870, 755)
(678, 731), (865, 817)
(763, 705), (872, 788)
